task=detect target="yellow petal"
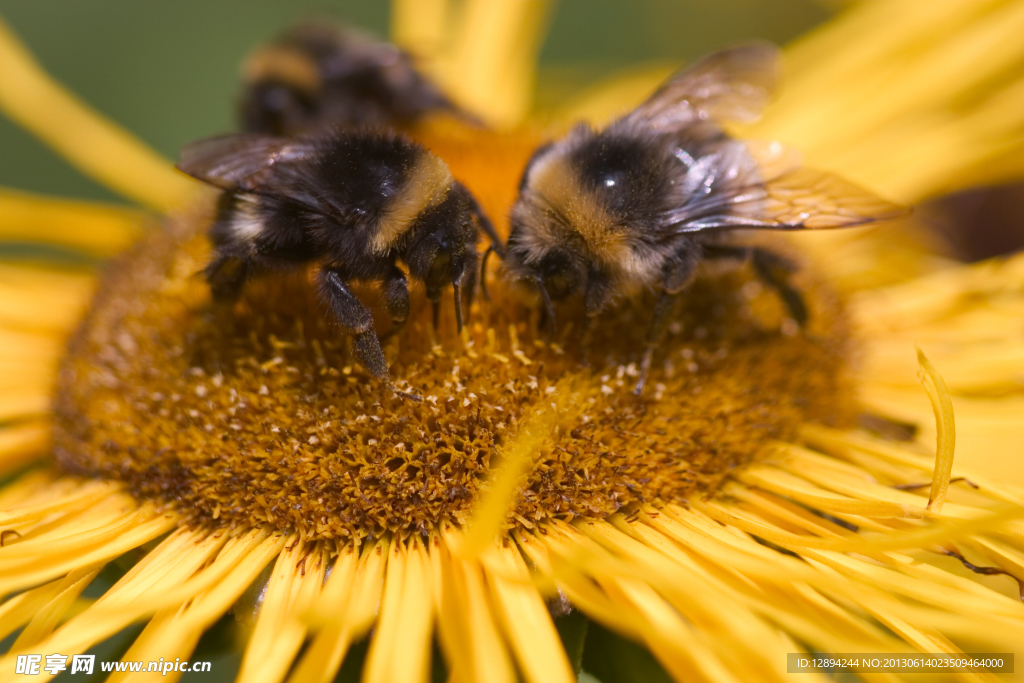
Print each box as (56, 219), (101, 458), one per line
(917, 349), (956, 513)
(10, 565), (100, 650)
(0, 187), (145, 256)
(434, 530), (516, 683)
(290, 541), (385, 683)
(0, 18), (196, 211)
(391, 0), (450, 61)
(483, 541), (576, 683)
(363, 537), (435, 683)
(238, 541), (327, 683)
(439, 0), (552, 128)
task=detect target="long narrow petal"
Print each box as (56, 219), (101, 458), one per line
(0, 187), (145, 256)
(362, 537), (435, 683)
(0, 17), (196, 211)
(105, 531), (286, 683)
(433, 530), (515, 683)
(440, 0), (552, 128)
(290, 540), (386, 683)
(238, 542), (327, 683)
(391, 0), (451, 61)
(483, 540), (576, 683)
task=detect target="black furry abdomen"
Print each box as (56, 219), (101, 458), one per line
(305, 132), (421, 229)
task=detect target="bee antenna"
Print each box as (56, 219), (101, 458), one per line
(480, 245), (495, 301)
(453, 281), (464, 334)
(431, 300), (441, 331)
(459, 182), (505, 257)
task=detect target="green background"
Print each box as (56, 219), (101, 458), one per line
(0, 0), (830, 205)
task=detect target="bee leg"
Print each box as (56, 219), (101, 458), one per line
(431, 299), (441, 331)
(461, 264), (478, 323)
(318, 268), (421, 401)
(581, 270), (611, 367)
(205, 254), (251, 304)
(634, 254), (699, 395)
(479, 246), (496, 301)
(635, 290), (681, 396)
(579, 314), (597, 367)
(630, 292), (679, 397)
(749, 249), (807, 326)
(537, 303), (556, 335)
(460, 181), (505, 259)
(379, 266), (409, 341)
(452, 282), (464, 333)
(704, 246), (808, 327)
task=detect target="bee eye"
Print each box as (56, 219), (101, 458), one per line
(544, 272), (573, 299)
(263, 86), (295, 112)
(538, 250), (570, 277)
(242, 83), (314, 135)
(536, 251), (579, 300)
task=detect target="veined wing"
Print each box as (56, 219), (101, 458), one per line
(177, 133), (315, 192)
(659, 143), (907, 234)
(619, 42), (781, 133)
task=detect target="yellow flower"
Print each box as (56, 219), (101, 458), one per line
(2, 1), (1024, 683)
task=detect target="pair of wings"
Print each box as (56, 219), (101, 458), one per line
(178, 134), (312, 194)
(178, 134), (365, 225)
(179, 43), (905, 235)
(618, 42), (905, 234)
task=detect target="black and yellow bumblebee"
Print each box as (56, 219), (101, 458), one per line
(177, 130), (498, 399)
(239, 22), (474, 136)
(178, 25), (499, 399)
(501, 43), (905, 393)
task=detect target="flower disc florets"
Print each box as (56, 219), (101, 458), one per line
(52, 130), (856, 543)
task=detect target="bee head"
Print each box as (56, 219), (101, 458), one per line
(507, 128), (627, 311)
(407, 190), (477, 287)
(513, 127), (667, 256)
(405, 192), (480, 332)
(503, 211), (587, 333)
(240, 81), (318, 136)
(240, 43), (323, 135)
(531, 248), (583, 302)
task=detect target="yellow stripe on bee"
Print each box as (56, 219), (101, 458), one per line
(242, 46), (322, 94)
(371, 152), (453, 255)
(526, 152), (629, 265)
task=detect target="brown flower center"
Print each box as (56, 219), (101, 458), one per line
(52, 130), (856, 543)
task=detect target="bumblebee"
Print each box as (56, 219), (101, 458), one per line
(240, 22), (472, 136)
(502, 42), (905, 393)
(176, 129), (499, 398)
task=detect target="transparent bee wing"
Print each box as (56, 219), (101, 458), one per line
(660, 145), (907, 234)
(620, 42), (781, 133)
(177, 134), (314, 192)
(741, 139), (803, 183)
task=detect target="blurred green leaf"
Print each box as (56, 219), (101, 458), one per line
(555, 609), (589, 676)
(581, 621), (673, 683)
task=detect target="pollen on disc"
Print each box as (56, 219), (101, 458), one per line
(52, 130), (856, 543)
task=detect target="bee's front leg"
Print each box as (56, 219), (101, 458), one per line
(458, 262), (477, 326)
(204, 254), (252, 304)
(749, 249), (807, 326)
(318, 267), (421, 401)
(634, 254), (698, 395)
(580, 269), (612, 367)
(635, 289), (680, 396)
(379, 265), (409, 341)
(703, 245), (807, 326)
